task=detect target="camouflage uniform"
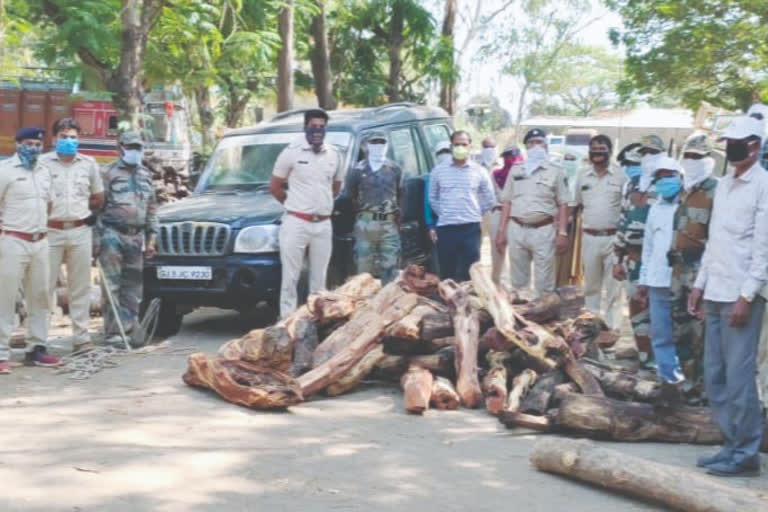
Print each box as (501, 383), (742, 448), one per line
(345, 153), (402, 284)
(96, 133), (158, 341)
(613, 176), (652, 357)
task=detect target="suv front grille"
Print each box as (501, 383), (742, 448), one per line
(158, 222), (231, 256)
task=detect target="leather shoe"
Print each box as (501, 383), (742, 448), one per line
(706, 456), (761, 477)
(696, 449), (730, 468)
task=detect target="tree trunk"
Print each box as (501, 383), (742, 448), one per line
(309, 0), (337, 110)
(386, 4), (405, 102)
(113, 0), (145, 126)
(530, 438), (768, 512)
(194, 86), (215, 150)
(420, 311), (453, 341)
(401, 365), (433, 414)
(277, 0), (295, 112)
(514, 82), (530, 142)
(225, 91), (251, 128)
(483, 351), (510, 415)
(438, 0), (456, 114)
(582, 361), (660, 402)
(430, 376), (460, 410)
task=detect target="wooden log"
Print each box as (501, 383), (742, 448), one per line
(401, 365), (434, 414)
(470, 263), (572, 369)
(430, 376), (460, 410)
(582, 361), (659, 402)
(499, 411), (552, 431)
(506, 369), (538, 413)
(326, 346), (386, 396)
(563, 356), (605, 396)
(555, 393), (768, 451)
(551, 382), (580, 405)
(182, 353), (303, 409)
(483, 351), (511, 415)
(520, 370), (567, 415)
(218, 337), (245, 360)
(409, 347), (455, 379)
(514, 292), (561, 324)
(306, 273), (381, 325)
(439, 280), (483, 408)
(555, 285), (585, 318)
(386, 303), (442, 340)
(372, 354), (409, 381)
(480, 327), (509, 352)
(530, 438), (768, 512)
(400, 264), (441, 297)
(420, 311), (453, 341)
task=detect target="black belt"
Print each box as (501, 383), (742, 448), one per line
(104, 223), (144, 236)
(360, 211), (396, 221)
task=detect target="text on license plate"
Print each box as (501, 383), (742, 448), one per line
(157, 266), (212, 280)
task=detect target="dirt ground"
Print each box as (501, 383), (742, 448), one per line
(2, 244), (768, 511)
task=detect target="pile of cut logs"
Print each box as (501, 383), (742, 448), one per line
(183, 263), (768, 452)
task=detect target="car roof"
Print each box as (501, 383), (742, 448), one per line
(223, 102), (451, 138)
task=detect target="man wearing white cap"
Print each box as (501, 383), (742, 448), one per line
(688, 115), (768, 476)
(747, 103), (768, 170)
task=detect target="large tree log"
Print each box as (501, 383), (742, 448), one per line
(326, 346), (386, 396)
(514, 292), (561, 324)
(439, 280), (483, 408)
(183, 353), (303, 409)
(386, 303), (443, 340)
(582, 360), (659, 402)
(382, 335), (454, 356)
(306, 273), (381, 325)
(372, 354), (409, 382)
(552, 382), (580, 405)
(298, 291), (420, 395)
(563, 356), (605, 396)
(409, 347), (455, 379)
(500, 412), (552, 431)
(470, 263), (571, 369)
(530, 438), (768, 512)
(555, 393), (768, 451)
(401, 365), (434, 414)
(420, 311), (453, 341)
(498, 369), (546, 429)
(483, 351), (510, 415)
(520, 370), (567, 415)
(430, 376), (460, 410)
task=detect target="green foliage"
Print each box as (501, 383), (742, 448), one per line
(607, 0), (768, 110)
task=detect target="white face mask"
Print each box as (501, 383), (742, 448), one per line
(681, 156), (714, 190)
(436, 152), (451, 166)
(367, 142), (387, 171)
(481, 147), (497, 167)
(122, 148), (143, 166)
(525, 145), (547, 176)
(640, 153), (662, 191)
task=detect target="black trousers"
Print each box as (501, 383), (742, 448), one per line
(436, 222), (481, 281)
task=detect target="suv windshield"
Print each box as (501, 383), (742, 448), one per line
(198, 131), (351, 191)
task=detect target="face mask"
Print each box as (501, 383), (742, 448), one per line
(589, 151), (609, 164)
(681, 157), (714, 189)
(525, 146), (547, 175)
(640, 153), (662, 191)
(436, 152), (451, 165)
(367, 142), (387, 171)
(726, 140), (754, 163)
(122, 149), (143, 166)
(654, 176), (681, 199)
(481, 147), (497, 166)
(56, 137), (79, 156)
(624, 164), (643, 180)
(17, 143), (42, 169)
(452, 145), (469, 161)
(305, 126), (326, 146)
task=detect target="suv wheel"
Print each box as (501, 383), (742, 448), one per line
(140, 298), (184, 339)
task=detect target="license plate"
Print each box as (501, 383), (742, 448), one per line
(157, 266), (212, 280)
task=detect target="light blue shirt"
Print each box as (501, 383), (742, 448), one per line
(639, 197), (679, 287)
(428, 159), (495, 227)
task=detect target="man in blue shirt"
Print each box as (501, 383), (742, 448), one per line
(428, 131), (495, 281)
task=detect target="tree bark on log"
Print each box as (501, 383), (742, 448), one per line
(420, 311), (453, 341)
(514, 292), (561, 324)
(499, 412), (552, 431)
(387, 304), (442, 340)
(530, 438), (768, 512)
(372, 354), (409, 381)
(306, 273), (381, 325)
(506, 369), (538, 412)
(401, 365), (434, 414)
(563, 356), (605, 396)
(326, 346), (386, 396)
(520, 371), (567, 415)
(408, 347), (455, 379)
(298, 291), (420, 396)
(582, 361), (659, 402)
(552, 383), (580, 405)
(483, 351), (510, 415)
(439, 280), (483, 408)
(431, 376), (460, 410)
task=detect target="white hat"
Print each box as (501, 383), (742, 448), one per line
(434, 140), (451, 155)
(653, 156), (683, 175)
(747, 103), (768, 120)
(719, 116), (765, 140)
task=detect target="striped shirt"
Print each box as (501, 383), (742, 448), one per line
(428, 159), (495, 227)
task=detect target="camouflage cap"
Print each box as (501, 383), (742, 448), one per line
(640, 134), (666, 152)
(682, 132), (713, 155)
(119, 131), (144, 147)
(364, 131), (388, 143)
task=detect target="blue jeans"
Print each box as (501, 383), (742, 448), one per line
(704, 298), (765, 462)
(436, 222), (481, 281)
(649, 287), (684, 383)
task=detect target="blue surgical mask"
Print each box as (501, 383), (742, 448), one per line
(122, 149), (143, 166)
(56, 138), (79, 156)
(624, 164), (643, 180)
(17, 143), (42, 169)
(654, 176), (681, 199)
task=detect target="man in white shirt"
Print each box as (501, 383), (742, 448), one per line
(637, 157), (685, 399)
(688, 116), (768, 477)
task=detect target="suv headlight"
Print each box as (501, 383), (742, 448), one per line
(234, 225), (279, 254)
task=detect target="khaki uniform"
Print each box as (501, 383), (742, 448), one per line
(572, 165), (626, 328)
(500, 161), (568, 294)
(273, 140), (344, 317)
(0, 155), (52, 361)
(486, 172), (507, 283)
(40, 152), (103, 345)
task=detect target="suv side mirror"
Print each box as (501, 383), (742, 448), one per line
(189, 152), (206, 187)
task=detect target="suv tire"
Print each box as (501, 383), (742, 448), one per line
(141, 298), (184, 339)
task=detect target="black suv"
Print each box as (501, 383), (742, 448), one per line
(143, 102), (453, 334)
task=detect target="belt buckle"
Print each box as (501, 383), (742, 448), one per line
(62, 221), (75, 230)
(32, 232), (41, 241)
(311, 214), (319, 222)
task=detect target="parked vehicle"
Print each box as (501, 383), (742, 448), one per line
(143, 102), (453, 335)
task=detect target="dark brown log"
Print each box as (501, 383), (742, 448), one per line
(372, 354), (409, 381)
(298, 291), (420, 395)
(582, 361), (659, 402)
(506, 369), (538, 413)
(420, 311), (453, 341)
(401, 365), (434, 414)
(439, 280), (483, 408)
(520, 371), (567, 415)
(552, 383), (580, 405)
(563, 356), (605, 396)
(183, 353), (303, 409)
(409, 347), (455, 379)
(430, 376), (460, 410)
(483, 351), (510, 415)
(326, 346), (386, 396)
(530, 438), (768, 512)
(480, 327), (509, 352)
(515, 292), (561, 324)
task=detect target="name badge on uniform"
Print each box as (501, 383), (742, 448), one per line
(298, 160), (309, 164)
(581, 185), (591, 191)
(513, 176), (525, 181)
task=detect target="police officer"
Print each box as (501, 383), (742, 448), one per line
(41, 118), (104, 352)
(495, 128), (569, 295)
(487, 145), (522, 284)
(96, 131), (158, 346)
(0, 127), (60, 373)
(668, 133), (718, 392)
(572, 134), (626, 329)
(613, 142), (658, 367)
(345, 131), (403, 284)
(270, 109), (345, 317)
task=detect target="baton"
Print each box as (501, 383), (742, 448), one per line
(97, 261), (132, 351)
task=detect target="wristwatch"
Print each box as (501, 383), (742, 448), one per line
(557, 230), (568, 237)
(740, 294), (754, 303)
